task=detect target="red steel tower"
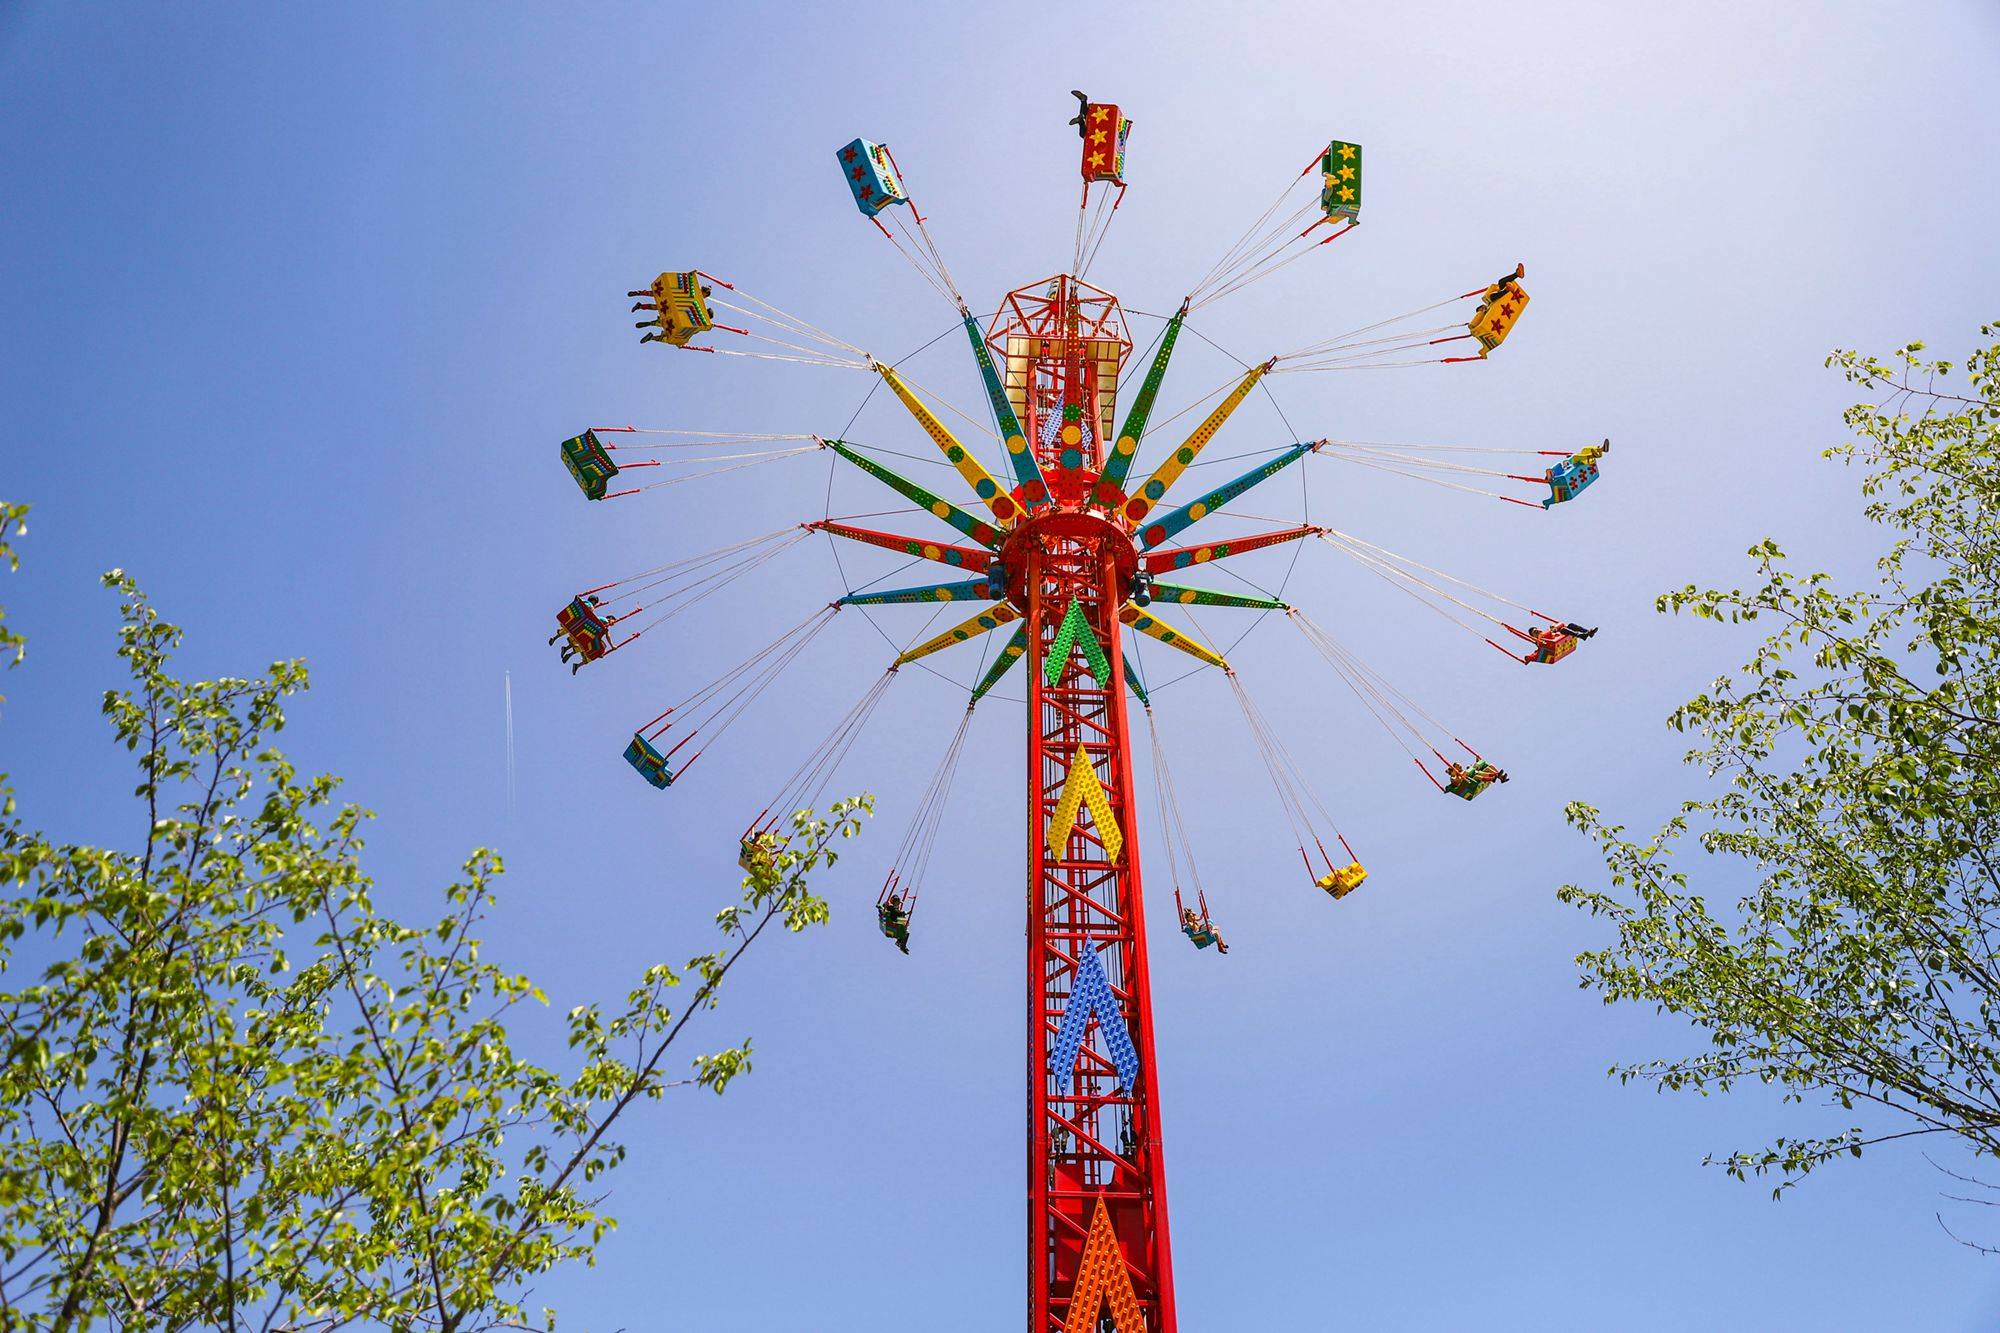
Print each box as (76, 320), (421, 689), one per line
(990, 277), (1176, 1330)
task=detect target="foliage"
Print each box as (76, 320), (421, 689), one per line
(1561, 325), (2000, 1202)
(0, 502), (26, 708)
(0, 574), (871, 1329)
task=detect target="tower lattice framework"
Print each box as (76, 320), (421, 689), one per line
(1000, 277), (1176, 1330)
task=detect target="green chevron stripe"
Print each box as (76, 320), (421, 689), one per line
(1044, 599), (1113, 685)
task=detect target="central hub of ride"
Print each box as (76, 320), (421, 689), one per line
(985, 272), (1139, 609)
(997, 506), (1138, 611)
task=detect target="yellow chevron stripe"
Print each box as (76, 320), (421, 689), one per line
(1046, 745), (1124, 862)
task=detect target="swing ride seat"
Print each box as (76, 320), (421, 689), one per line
(556, 596), (612, 661)
(1317, 860), (1368, 899)
(642, 271), (715, 348)
(623, 734), (674, 789)
(1469, 280), (1529, 353)
(1077, 100), (1131, 184)
(1542, 456), (1599, 508)
(836, 138), (908, 217)
(877, 905), (911, 951)
(1319, 139), (1362, 221)
(1544, 439), (1610, 507)
(1528, 630), (1579, 665)
(561, 429), (619, 501)
(1182, 923), (1219, 949)
(1443, 760), (1504, 800)
(739, 832), (780, 875)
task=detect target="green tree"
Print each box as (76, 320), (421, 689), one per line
(0, 573), (870, 1329)
(1562, 324), (2000, 1211)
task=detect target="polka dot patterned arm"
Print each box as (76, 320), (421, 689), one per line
(1096, 307), (1186, 498)
(1118, 362), (1268, 525)
(808, 520), (994, 572)
(873, 362), (1024, 526)
(838, 576), (1002, 608)
(968, 624), (1030, 700)
(1118, 603), (1229, 671)
(1135, 439), (1320, 549)
(1145, 583), (1288, 610)
(894, 603), (1023, 667)
(1141, 523), (1321, 575)
(823, 439), (1003, 548)
(961, 312), (1050, 508)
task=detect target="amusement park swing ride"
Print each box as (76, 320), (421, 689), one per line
(551, 94), (1606, 1330)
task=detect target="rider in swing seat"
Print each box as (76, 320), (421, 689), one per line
(1179, 905), (1228, 953)
(878, 893), (912, 954)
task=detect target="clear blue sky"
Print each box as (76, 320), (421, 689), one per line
(6, 3), (2000, 1327)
